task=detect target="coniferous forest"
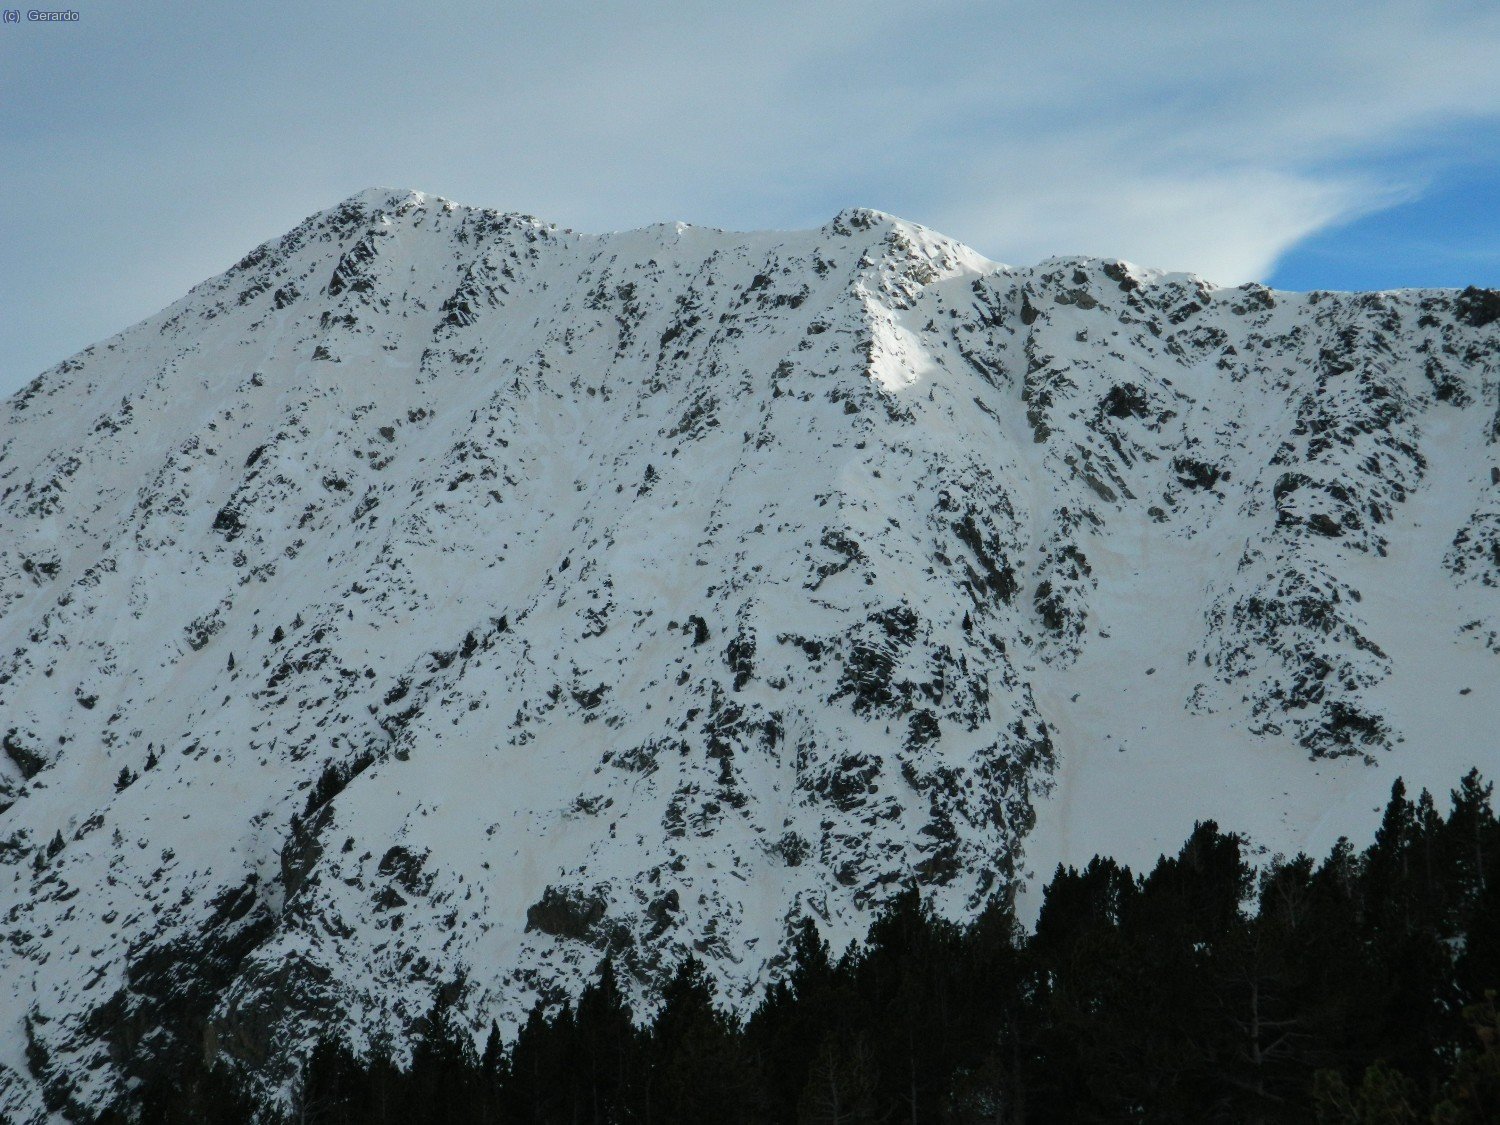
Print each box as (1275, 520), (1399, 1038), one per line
(102, 772), (1500, 1124)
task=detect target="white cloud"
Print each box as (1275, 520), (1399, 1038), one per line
(936, 166), (1397, 284)
(859, 1), (1500, 279)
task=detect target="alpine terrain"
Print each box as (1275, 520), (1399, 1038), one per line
(0, 188), (1495, 1119)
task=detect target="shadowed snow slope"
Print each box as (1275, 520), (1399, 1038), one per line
(0, 189), (1495, 1118)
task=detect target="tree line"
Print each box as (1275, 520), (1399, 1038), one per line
(105, 770), (1500, 1123)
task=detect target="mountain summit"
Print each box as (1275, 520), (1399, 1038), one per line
(0, 189), (1494, 1117)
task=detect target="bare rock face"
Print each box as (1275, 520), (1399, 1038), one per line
(0, 189), (1494, 1119)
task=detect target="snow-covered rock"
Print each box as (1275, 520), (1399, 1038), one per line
(0, 188), (1494, 1118)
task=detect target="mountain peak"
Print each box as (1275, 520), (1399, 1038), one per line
(0, 192), (1494, 1120)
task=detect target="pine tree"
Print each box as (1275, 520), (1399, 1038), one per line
(1445, 770), (1494, 908)
(644, 956), (763, 1123)
(479, 1019), (504, 1121)
(295, 1038), (360, 1125)
(748, 917), (842, 1122)
(407, 988), (478, 1124)
(501, 998), (573, 1123)
(1358, 780), (1456, 1089)
(573, 957), (637, 1122)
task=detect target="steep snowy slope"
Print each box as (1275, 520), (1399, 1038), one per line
(0, 189), (1494, 1118)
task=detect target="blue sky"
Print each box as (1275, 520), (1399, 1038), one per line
(3, 0), (1499, 393)
(1272, 149), (1500, 291)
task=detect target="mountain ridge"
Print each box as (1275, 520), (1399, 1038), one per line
(0, 188), (1494, 1119)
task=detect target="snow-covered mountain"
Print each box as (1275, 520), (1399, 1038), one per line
(0, 188), (1494, 1118)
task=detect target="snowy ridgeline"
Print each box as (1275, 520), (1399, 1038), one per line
(0, 188), (1495, 1117)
